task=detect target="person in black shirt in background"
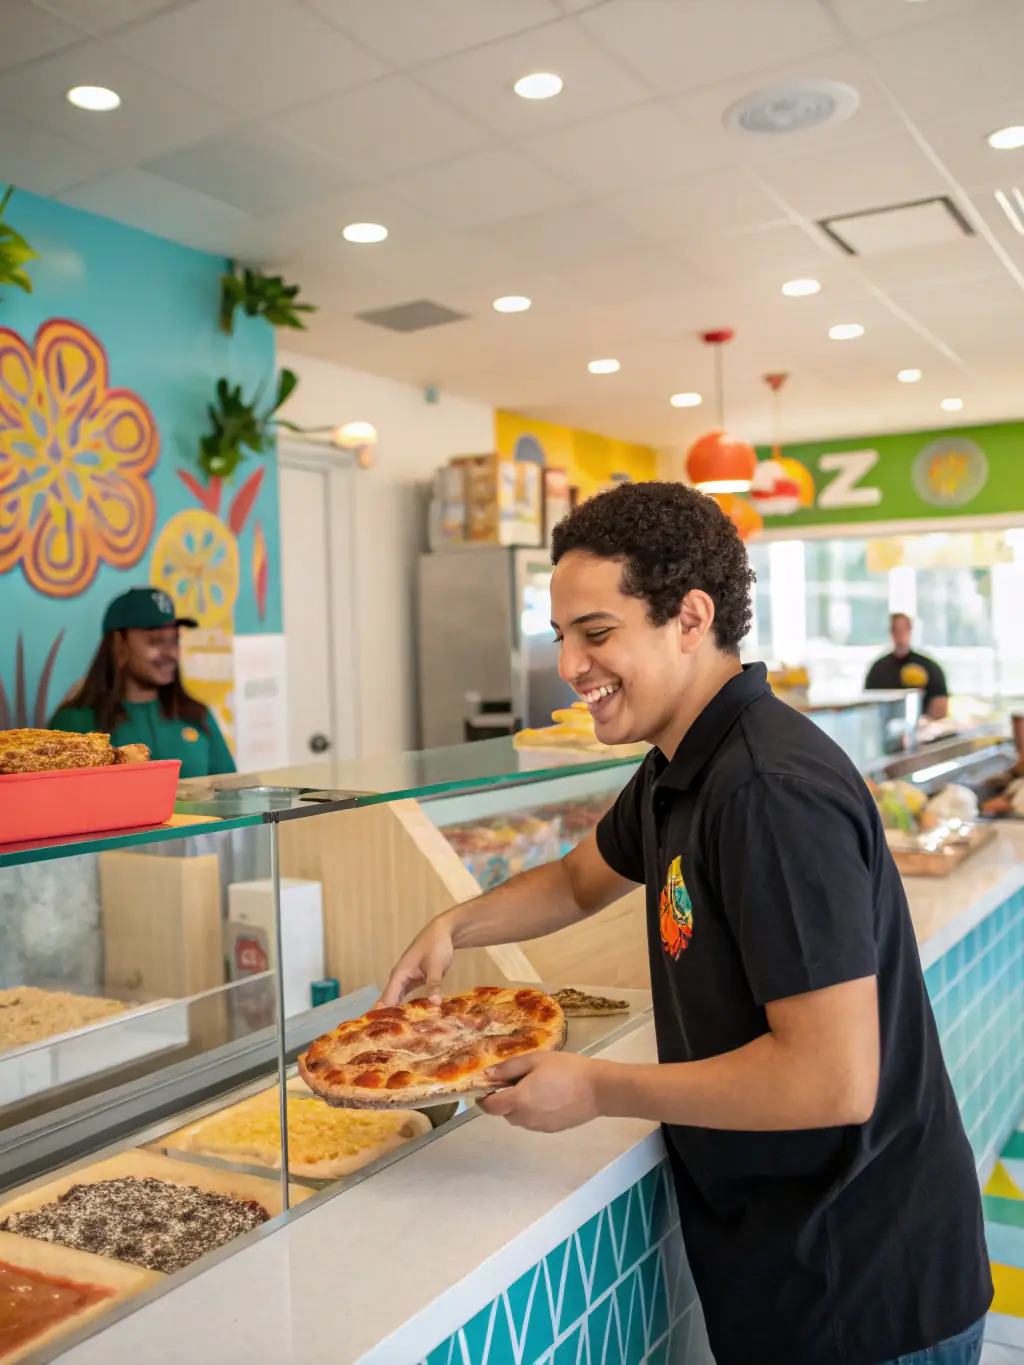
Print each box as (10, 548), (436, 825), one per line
(382, 483), (990, 1365)
(865, 612), (950, 719)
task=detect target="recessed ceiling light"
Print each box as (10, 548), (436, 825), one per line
(670, 392), (703, 408)
(988, 126), (1024, 151)
(781, 278), (821, 297)
(66, 85), (120, 112)
(897, 368), (923, 383)
(829, 323), (864, 340)
(941, 397), (964, 412)
(588, 359), (620, 374)
(493, 295), (531, 313)
(342, 222), (388, 244)
(514, 72), (563, 100)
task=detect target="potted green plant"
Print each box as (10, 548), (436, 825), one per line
(219, 264), (316, 333)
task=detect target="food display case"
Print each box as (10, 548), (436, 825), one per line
(5, 720), (1024, 1363)
(0, 742), (652, 1364)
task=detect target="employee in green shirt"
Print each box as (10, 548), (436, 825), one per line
(50, 587), (236, 780)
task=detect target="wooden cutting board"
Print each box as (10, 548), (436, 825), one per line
(0, 1147), (312, 1224)
(0, 1229), (160, 1364)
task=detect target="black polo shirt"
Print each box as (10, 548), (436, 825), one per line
(596, 663), (990, 1365)
(865, 649), (948, 710)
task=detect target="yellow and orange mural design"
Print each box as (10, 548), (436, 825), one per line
(0, 318), (158, 597)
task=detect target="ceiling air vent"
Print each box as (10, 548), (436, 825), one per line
(819, 196), (975, 257)
(355, 300), (468, 333)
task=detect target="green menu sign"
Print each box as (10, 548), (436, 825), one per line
(752, 421), (1024, 529)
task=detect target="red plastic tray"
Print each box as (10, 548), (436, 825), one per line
(0, 760), (182, 845)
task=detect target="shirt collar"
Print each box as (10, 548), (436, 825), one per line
(654, 662), (770, 793)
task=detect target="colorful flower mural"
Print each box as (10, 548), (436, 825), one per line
(0, 318), (159, 597)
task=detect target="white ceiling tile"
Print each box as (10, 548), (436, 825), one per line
(0, 111), (113, 193)
(756, 129), (949, 220)
(867, 0), (1024, 121)
(473, 200), (648, 273)
(1, 1), (85, 71)
(860, 238), (1005, 294)
(56, 167), (247, 249)
(111, 0), (387, 118)
(0, 40), (236, 161)
(145, 124), (351, 214)
(554, 245), (707, 308)
(680, 221), (841, 286)
(274, 75), (490, 181)
(417, 19), (650, 138)
(305, 0), (562, 67)
(921, 100), (1024, 194)
(604, 166), (787, 245)
(576, 0), (843, 97)
(31, 0), (194, 35)
(524, 101), (718, 197)
(828, 0), (994, 43)
(885, 270), (1024, 327)
(388, 146), (581, 227)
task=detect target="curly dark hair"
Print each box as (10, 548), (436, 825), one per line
(550, 481), (755, 652)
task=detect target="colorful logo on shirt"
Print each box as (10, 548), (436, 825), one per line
(900, 663), (929, 688)
(181, 726), (200, 743)
(659, 856), (693, 959)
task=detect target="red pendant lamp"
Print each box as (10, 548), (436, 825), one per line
(684, 331), (757, 495)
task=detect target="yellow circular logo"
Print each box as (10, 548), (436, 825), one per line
(900, 664), (928, 688)
(181, 726), (200, 743)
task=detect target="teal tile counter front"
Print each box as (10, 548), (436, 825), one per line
(416, 1161), (710, 1365)
(924, 882), (1024, 1178)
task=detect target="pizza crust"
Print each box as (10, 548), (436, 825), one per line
(298, 987), (567, 1111)
(551, 988), (630, 1018)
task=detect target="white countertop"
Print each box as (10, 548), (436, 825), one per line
(61, 1023), (664, 1365)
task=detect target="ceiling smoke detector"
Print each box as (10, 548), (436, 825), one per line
(724, 80), (859, 137)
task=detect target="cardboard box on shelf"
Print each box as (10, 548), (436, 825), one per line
(543, 467), (571, 539)
(451, 454), (542, 547)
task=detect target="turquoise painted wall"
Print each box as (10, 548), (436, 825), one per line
(0, 188), (280, 724)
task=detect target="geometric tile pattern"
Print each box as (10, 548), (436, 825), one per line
(924, 887), (1024, 1169)
(984, 1124), (1024, 1357)
(416, 1162), (712, 1365)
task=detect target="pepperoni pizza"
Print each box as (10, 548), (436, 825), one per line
(298, 987), (567, 1108)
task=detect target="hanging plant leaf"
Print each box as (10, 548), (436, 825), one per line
(0, 186), (38, 300)
(219, 263), (317, 334)
(197, 368), (303, 479)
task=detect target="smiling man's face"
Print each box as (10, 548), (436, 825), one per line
(551, 551), (691, 750)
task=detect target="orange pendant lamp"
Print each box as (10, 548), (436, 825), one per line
(684, 331), (761, 540)
(684, 331), (758, 496)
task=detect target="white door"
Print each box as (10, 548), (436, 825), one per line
(278, 458), (358, 766)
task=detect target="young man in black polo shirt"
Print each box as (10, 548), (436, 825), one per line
(382, 482), (991, 1365)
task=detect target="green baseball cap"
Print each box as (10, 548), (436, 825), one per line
(102, 587), (198, 634)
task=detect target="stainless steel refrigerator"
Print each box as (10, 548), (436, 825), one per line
(417, 546), (577, 748)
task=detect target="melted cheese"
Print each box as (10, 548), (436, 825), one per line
(181, 1093), (420, 1167)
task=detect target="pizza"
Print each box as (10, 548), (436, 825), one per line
(298, 987), (566, 1109)
(161, 1086), (432, 1179)
(551, 988), (630, 1018)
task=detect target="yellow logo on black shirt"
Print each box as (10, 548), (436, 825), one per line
(659, 856), (693, 960)
(900, 663), (928, 688)
(181, 727), (200, 743)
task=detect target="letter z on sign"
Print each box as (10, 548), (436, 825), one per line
(816, 451), (882, 510)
